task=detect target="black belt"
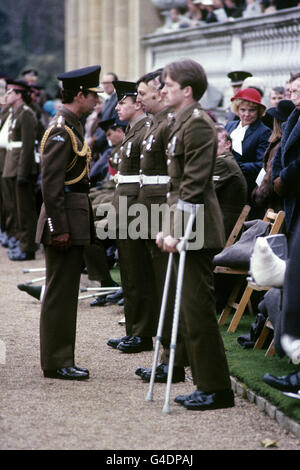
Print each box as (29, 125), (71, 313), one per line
(64, 183), (90, 194)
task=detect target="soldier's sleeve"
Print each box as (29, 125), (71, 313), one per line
(17, 109), (37, 179)
(41, 124), (73, 236)
(179, 115), (216, 204)
(173, 115), (216, 242)
(213, 157), (233, 189)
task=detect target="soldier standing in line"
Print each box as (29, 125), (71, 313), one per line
(35, 65), (102, 380)
(1, 79), (38, 261)
(106, 81), (157, 354)
(157, 59), (234, 411)
(134, 69), (187, 384)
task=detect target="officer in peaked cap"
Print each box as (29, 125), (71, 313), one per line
(57, 65), (103, 93)
(36, 65), (103, 381)
(227, 70), (252, 90)
(106, 80), (159, 353)
(112, 80), (138, 102)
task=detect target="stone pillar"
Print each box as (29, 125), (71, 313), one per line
(113, 0), (129, 79)
(89, 0), (102, 65)
(65, 0), (79, 70)
(78, 0), (90, 67)
(128, 0), (163, 80)
(101, 0), (115, 74)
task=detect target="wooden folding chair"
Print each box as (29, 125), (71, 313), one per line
(253, 318), (275, 357)
(215, 208), (285, 333)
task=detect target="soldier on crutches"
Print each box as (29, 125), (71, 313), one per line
(146, 207), (197, 409)
(150, 59), (234, 413)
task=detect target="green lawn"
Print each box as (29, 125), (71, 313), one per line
(220, 315), (300, 423)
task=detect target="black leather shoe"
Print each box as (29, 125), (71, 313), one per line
(105, 288), (123, 303)
(117, 298), (124, 306)
(9, 250), (35, 261)
(90, 295), (107, 307)
(17, 284), (42, 300)
(175, 390), (202, 406)
(43, 366), (89, 380)
(7, 237), (19, 249)
(107, 335), (131, 349)
(262, 371), (300, 393)
(74, 365), (89, 376)
(183, 389), (234, 411)
(141, 363), (185, 383)
(135, 366), (151, 377)
(101, 280), (120, 288)
(117, 336), (153, 353)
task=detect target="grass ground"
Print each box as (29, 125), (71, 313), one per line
(220, 315), (300, 423)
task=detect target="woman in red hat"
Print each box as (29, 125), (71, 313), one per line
(225, 87), (271, 217)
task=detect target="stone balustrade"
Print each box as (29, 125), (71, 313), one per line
(141, 7), (300, 112)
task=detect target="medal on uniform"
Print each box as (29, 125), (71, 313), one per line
(146, 134), (154, 151)
(126, 142), (132, 157)
(170, 135), (177, 156)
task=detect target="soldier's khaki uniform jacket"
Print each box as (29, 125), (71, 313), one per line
(0, 106), (11, 173)
(36, 106), (93, 245)
(112, 114), (150, 225)
(213, 151), (247, 238)
(165, 102), (225, 250)
(2, 103), (38, 179)
(137, 107), (173, 238)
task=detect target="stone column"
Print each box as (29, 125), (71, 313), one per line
(113, 0), (129, 79)
(128, 0), (163, 80)
(78, 0), (90, 67)
(89, 0), (102, 65)
(101, 0), (115, 74)
(65, 0), (79, 70)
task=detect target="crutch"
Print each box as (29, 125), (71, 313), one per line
(23, 267), (46, 273)
(78, 290), (117, 300)
(162, 208), (198, 414)
(146, 251), (173, 402)
(25, 276), (46, 285)
(80, 286), (120, 292)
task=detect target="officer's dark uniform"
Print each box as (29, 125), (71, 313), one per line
(35, 66), (102, 379)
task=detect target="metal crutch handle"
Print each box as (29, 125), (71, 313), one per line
(146, 252), (173, 402)
(162, 209), (197, 414)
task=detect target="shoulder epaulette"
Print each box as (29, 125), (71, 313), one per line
(40, 115), (92, 186)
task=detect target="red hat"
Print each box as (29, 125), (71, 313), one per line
(231, 87), (266, 110)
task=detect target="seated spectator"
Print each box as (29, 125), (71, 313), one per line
(212, 0), (230, 21)
(274, 0), (299, 9)
(168, 8), (191, 29)
(261, 0), (277, 13)
(90, 118), (125, 189)
(185, 0), (206, 25)
(242, 0), (262, 17)
(225, 88), (271, 215)
(84, 97), (105, 147)
(242, 75), (265, 99)
(285, 77), (292, 99)
(214, 126), (248, 237)
(252, 99), (295, 213)
(193, 0), (227, 22)
(223, 0), (245, 18)
(269, 86), (285, 107)
(250, 220), (300, 392)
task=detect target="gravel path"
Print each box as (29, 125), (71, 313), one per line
(0, 244), (299, 451)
